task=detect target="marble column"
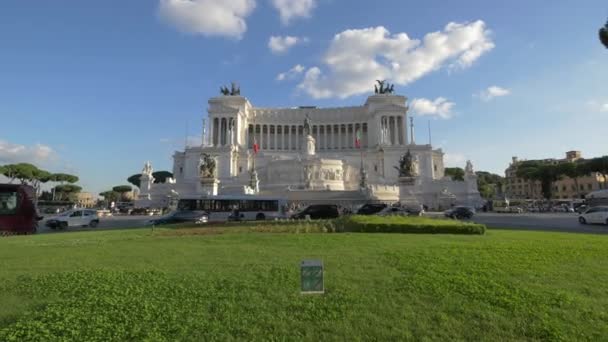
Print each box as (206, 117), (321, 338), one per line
(392, 116), (397, 146)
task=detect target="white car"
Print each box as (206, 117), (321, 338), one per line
(46, 209), (100, 229)
(578, 206), (608, 225)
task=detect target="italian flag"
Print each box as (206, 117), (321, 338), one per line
(355, 129), (362, 148)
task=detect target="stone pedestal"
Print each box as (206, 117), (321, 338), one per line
(398, 176), (420, 207)
(304, 135), (316, 157)
(199, 178), (219, 196)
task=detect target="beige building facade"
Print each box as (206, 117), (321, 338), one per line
(505, 151), (606, 200)
(75, 192), (96, 208)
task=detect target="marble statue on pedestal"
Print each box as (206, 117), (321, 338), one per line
(395, 150), (418, 178)
(199, 153), (216, 179)
(465, 160), (475, 176)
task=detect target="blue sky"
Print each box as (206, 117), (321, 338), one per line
(0, 0), (606, 195)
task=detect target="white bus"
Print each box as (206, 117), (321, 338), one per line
(177, 195), (288, 222)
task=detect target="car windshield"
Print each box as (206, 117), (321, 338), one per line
(0, 191), (18, 215)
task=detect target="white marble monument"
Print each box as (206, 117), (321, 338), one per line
(135, 81), (482, 210)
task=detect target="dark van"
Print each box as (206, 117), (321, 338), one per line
(0, 184), (39, 235)
(291, 204), (341, 220)
(356, 203), (387, 215)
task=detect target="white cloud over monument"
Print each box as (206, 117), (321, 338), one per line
(158, 0), (256, 39)
(409, 97), (455, 119)
(297, 21), (495, 99)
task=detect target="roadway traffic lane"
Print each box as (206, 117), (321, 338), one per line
(472, 212), (608, 235)
(38, 215), (152, 234)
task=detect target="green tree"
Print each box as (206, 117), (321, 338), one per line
(152, 171), (173, 184)
(558, 162), (586, 198)
(127, 174), (142, 188)
(99, 190), (120, 206)
(53, 184), (82, 201)
(475, 171), (505, 199)
(112, 185), (133, 201)
(586, 156), (608, 189)
(49, 173), (79, 201)
(50, 173), (79, 184)
(516, 161), (543, 199)
(445, 167), (465, 181)
(541, 164), (563, 200)
(0, 163), (39, 184)
(600, 19), (608, 49)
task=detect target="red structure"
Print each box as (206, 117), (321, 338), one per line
(0, 184), (39, 235)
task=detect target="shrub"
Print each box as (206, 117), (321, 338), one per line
(334, 215), (485, 235)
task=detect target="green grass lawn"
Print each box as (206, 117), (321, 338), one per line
(0, 225), (607, 341)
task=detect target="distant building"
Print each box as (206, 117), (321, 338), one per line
(75, 192), (96, 208)
(504, 151), (606, 200)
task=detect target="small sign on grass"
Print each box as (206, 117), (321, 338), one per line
(301, 259), (324, 294)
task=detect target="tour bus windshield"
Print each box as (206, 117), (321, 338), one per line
(178, 198), (280, 212)
(0, 191), (19, 215)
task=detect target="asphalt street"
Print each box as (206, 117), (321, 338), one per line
(471, 212), (608, 235)
(37, 213), (608, 235)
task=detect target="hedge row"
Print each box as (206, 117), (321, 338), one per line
(334, 215), (486, 235)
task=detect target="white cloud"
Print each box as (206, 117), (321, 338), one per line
(0, 140), (57, 165)
(276, 64), (306, 81)
(297, 21), (494, 99)
(476, 85), (511, 101)
(444, 153), (466, 167)
(268, 35), (307, 54)
(585, 100), (608, 113)
(158, 0), (256, 39)
(271, 0), (316, 25)
(409, 97), (455, 119)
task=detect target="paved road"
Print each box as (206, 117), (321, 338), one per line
(38, 213), (608, 235)
(472, 212), (608, 235)
(38, 215), (152, 234)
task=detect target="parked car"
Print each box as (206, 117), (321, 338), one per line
(147, 210), (209, 225)
(376, 206), (422, 217)
(130, 208), (151, 216)
(46, 209), (100, 229)
(356, 203), (387, 215)
(291, 204), (341, 220)
(444, 206), (475, 219)
(507, 206), (524, 214)
(578, 206), (608, 225)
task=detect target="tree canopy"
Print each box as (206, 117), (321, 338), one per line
(127, 171), (173, 188)
(50, 173), (79, 184)
(475, 171), (504, 199)
(444, 167), (465, 181)
(112, 185), (133, 193)
(152, 171), (173, 183)
(127, 174), (141, 188)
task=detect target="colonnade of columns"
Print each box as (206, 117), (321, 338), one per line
(379, 115), (406, 146)
(211, 117), (237, 147)
(209, 115), (407, 149)
(246, 123), (369, 151)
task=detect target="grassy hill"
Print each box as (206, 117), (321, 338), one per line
(0, 225), (607, 340)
